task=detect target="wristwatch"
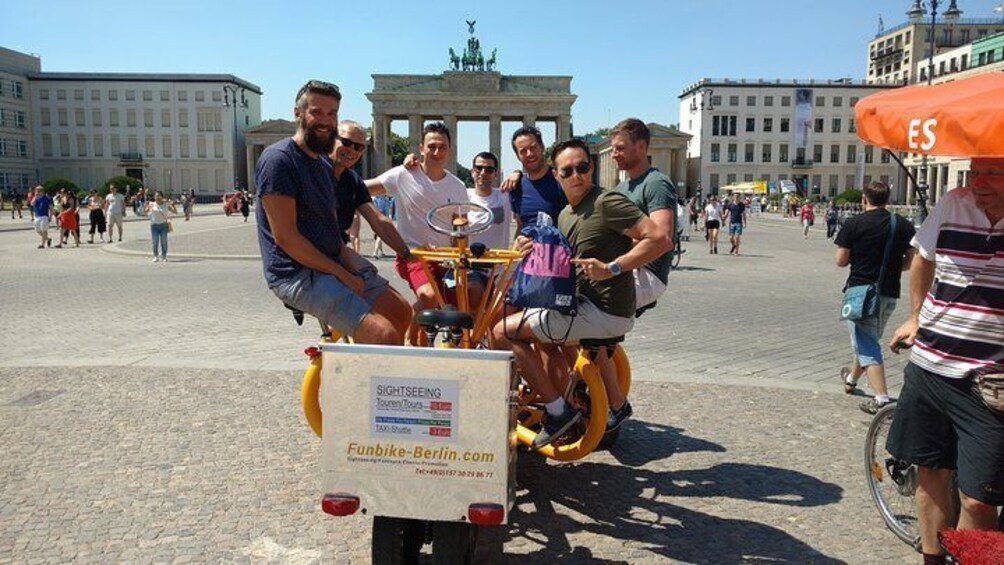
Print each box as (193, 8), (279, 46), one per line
(606, 261), (622, 276)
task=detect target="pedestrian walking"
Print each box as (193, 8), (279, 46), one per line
(104, 184), (126, 242)
(30, 186), (53, 248)
(182, 191), (193, 221)
(723, 192), (747, 255)
(86, 190), (106, 243)
(800, 200), (815, 239)
(56, 190), (80, 248)
(825, 201), (839, 239)
(144, 192), (176, 262)
(835, 182), (916, 413)
(9, 188), (24, 219)
(704, 195), (722, 254)
(239, 190), (251, 223)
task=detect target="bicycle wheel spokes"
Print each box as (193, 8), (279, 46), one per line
(864, 404), (922, 551)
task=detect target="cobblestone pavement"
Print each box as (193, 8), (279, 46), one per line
(0, 212), (920, 562)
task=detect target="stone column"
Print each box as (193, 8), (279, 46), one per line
(556, 114), (572, 142)
(408, 115), (424, 156)
(674, 149), (688, 195)
(372, 114), (390, 174)
(489, 114), (502, 165)
(246, 145), (256, 194)
(522, 114), (537, 129)
(443, 114), (458, 174)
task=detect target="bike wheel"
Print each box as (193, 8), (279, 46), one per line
(372, 516), (425, 565)
(431, 521), (478, 564)
(515, 354), (608, 461)
(671, 246), (682, 269)
(864, 403), (921, 551)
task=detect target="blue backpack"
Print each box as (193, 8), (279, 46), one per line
(506, 217), (577, 315)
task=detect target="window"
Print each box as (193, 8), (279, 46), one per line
(180, 135), (190, 158)
(745, 117), (755, 132)
(179, 109), (189, 128)
(779, 143), (789, 162)
(145, 136), (155, 158)
(764, 96), (774, 106)
(833, 96), (843, 107)
(830, 144), (840, 163)
(58, 108), (68, 127)
(813, 144), (823, 162)
(212, 91), (222, 103)
(762, 143), (772, 163)
(814, 118), (824, 133)
(127, 136), (138, 153)
(92, 109), (102, 127)
(728, 116), (736, 136)
(811, 175), (822, 192)
(214, 135), (224, 158)
(125, 90), (135, 101)
(57, 89), (66, 100)
(161, 109), (171, 127)
(197, 136), (207, 158)
(74, 89), (84, 101)
(710, 143), (721, 162)
(763, 118), (772, 132)
(815, 96), (825, 107)
(40, 108), (51, 126)
(711, 95), (721, 106)
(39, 89), (50, 100)
(832, 118), (841, 133)
(12, 81), (23, 98)
(847, 145), (857, 163)
(864, 146), (873, 163)
(160, 90), (170, 102)
(109, 109), (119, 127)
(744, 143), (754, 163)
(727, 143), (737, 162)
(144, 109), (154, 128)
(195, 91), (205, 102)
(108, 89), (118, 101)
(849, 118), (856, 133)
(41, 134), (53, 156)
(796, 147), (806, 163)
(76, 134), (87, 157)
(178, 91), (188, 102)
(881, 150), (890, 164)
(126, 109), (136, 127)
(712, 116), (720, 136)
(729, 95), (739, 106)
(75, 108), (85, 127)
(93, 135), (103, 157)
(829, 174), (839, 194)
(781, 95), (791, 106)
(110, 135), (121, 155)
(780, 118), (790, 133)
(143, 90), (153, 101)
(162, 136), (172, 158)
(961, 29), (970, 43)
(743, 174), (754, 182)
(710, 173), (720, 189)
(91, 89), (100, 101)
(59, 134), (70, 157)
(726, 173), (737, 185)
(17, 140), (27, 157)
(746, 95), (756, 106)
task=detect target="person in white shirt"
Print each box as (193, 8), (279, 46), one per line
(365, 122), (469, 343)
(466, 151), (512, 251)
(103, 184), (126, 242)
(143, 192), (177, 262)
(703, 195), (723, 254)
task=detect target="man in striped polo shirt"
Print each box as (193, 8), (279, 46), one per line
(887, 157), (1004, 563)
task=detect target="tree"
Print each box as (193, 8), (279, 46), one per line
(390, 132), (410, 167)
(456, 164), (473, 186)
(834, 189), (862, 205)
(41, 178), (79, 197)
(98, 176), (144, 197)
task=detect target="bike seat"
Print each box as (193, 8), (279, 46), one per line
(580, 336), (624, 349)
(416, 307), (474, 330)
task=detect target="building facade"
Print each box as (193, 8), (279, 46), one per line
(28, 72), (261, 195)
(678, 78), (901, 201)
(867, 1), (1004, 85)
(0, 48), (40, 196)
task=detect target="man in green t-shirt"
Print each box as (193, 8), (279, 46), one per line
(492, 139), (670, 448)
(611, 118), (677, 309)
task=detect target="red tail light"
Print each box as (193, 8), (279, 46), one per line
(321, 493), (360, 516)
(467, 503), (504, 525)
(304, 346), (320, 358)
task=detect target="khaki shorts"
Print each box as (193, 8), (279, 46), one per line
(635, 268), (667, 309)
(33, 216), (50, 235)
(107, 213), (124, 230)
(525, 298), (633, 344)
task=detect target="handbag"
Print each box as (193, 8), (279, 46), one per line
(841, 214), (897, 321)
(167, 221), (174, 233)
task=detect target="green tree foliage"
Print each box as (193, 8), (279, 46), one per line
(456, 164), (474, 186)
(390, 132), (410, 167)
(833, 189), (862, 205)
(97, 176), (144, 197)
(41, 178), (79, 196)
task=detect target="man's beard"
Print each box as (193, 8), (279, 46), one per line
(300, 119), (336, 154)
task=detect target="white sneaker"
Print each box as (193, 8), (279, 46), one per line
(152, 257), (160, 263)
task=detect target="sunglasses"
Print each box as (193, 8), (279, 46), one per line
(557, 161), (590, 179)
(472, 165), (497, 173)
(338, 136), (367, 152)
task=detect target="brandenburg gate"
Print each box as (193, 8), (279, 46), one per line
(366, 22), (576, 174)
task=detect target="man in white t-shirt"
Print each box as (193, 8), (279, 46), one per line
(365, 123), (469, 341)
(466, 151), (512, 250)
(103, 184), (126, 242)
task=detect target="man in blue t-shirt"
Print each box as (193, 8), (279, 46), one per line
(500, 126), (568, 230)
(30, 186), (53, 248)
(723, 192), (747, 255)
(254, 80), (411, 343)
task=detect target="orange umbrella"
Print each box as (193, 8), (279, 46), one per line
(855, 73), (1004, 157)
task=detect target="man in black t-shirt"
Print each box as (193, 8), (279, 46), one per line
(834, 181), (916, 413)
(722, 193), (746, 255)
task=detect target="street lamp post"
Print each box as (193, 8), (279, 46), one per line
(914, 0), (939, 225)
(223, 84), (248, 192)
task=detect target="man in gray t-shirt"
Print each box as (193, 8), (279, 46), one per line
(611, 118), (677, 308)
(103, 184), (126, 242)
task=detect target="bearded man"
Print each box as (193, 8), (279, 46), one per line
(254, 80), (410, 344)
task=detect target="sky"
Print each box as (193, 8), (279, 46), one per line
(5, 0), (1004, 173)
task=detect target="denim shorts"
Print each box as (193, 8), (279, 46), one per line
(846, 296), (896, 367)
(270, 266), (389, 336)
(728, 223), (743, 236)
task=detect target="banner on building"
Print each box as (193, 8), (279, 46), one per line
(793, 88), (813, 149)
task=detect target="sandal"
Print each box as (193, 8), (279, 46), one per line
(841, 366), (857, 394)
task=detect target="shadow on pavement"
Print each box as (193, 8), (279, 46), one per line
(492, 422), (843, 563)
(607, 420), (726, 467)
(669, 265), (716, 273)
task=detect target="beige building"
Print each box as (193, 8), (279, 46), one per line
(28, 71), (261, 195)
(0, 47), (40, 196)
(867, 0), (1004, 85)
(590, 123), (690, 193)
(678, 78), (901, 200)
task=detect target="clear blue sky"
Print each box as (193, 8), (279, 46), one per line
(5, 0), (1003, 173)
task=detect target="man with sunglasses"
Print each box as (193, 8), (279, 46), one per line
(611, 118), (677, 310)
(255, 80), (412, 345)
(500, 126), (568, 230)
(885, 157), (1004, 564)
(467, 152), (512, 250)
(493, 139), (670, 447)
